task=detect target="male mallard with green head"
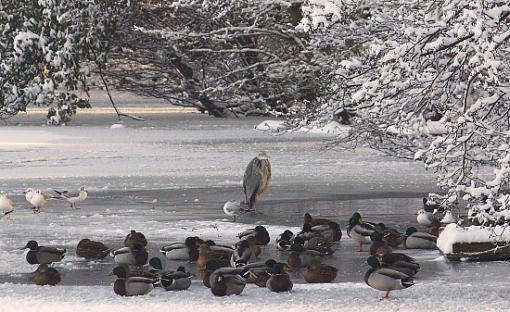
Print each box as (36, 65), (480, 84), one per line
(209, 267), (247, 296)
(365, 256), (414, 299)
(111, 266), (155, 296)
(403, 227), (437, 249)
(267, 262), (293, 292)
(160, 236), (203, 261)
(22, 240), (66, 265)
(347, 212), (376, 252)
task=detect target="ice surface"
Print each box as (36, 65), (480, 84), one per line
(0, 108), (502, 311)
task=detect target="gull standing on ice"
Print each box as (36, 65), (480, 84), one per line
(24, 188), (56, 213)
(223, 200), (247, 222)
(0, 191), (14, 219)
(243, 152), (271, 211)
(54, 187), (88, 209)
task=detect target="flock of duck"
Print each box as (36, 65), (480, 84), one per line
(4, 153), (455, 299)
(18, 202), (451, 300)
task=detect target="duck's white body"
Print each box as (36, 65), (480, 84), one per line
(124, 277), (154, 296)
(161, 243), (190, 260)
(365, 267), (413, 292)
(404, 232), (437, 249)
(349, 224), (374, 245)
(111, 247), (137, 265)
(223, 200), (246, 222)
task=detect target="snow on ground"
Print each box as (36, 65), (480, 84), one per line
(2, 278), (510, 312)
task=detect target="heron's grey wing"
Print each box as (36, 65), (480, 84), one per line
(243, 158), (261, 203)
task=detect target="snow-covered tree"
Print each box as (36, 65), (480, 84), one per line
(104, 0), (318, 117)
(0, 0), (128, 125)
(300, 0), (510, 221)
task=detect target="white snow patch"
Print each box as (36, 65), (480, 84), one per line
(255, 120), (289, 131)
(437, 223), (510, 254)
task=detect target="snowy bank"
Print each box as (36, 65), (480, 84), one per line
(437, 224), (510, 259)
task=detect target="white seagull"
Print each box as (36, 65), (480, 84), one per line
(24, 188), (55, 213)
(54, 187), (88, 209)
(0, 191), (14, 219)
(223, 200), (248, 222)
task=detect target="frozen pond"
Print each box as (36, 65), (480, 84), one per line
(0, 106), (507, 311)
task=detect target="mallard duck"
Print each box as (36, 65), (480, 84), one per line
(365, 257), (414, 299)
(244, 259), (277, 287)
(197, 241), (234, 271)
(111, 244), (148, 268)
(76, 239), (111, 260)
(231, 240), (253, 267)
(379, 254), (420, 277)
(287, 244), (324, 269)
(369, 232), (392, 257)
(243, 236), (261, 257)
(209, 267), (247, 296)
(276, 230), (294, 251)
(303, 261), (338, 283)
(403, 227), (437, 249)
(267, 262), (293, 292)
(202, 260), (220, 288)
(391, 252), (420, 266)
(238, 225), (270, 245)
(373, 223), (404, 247)
(124, 230), (147, 248)
(160, 236), (203, 261)
(423, 197), (441, 213)
(303, 213), (342, 241)
(347, 212), (376, 252)
(33, 264), (61, 286)
(22, 240), (66, 264)
(111, 266), (155, 296)
(158, 266), (192, 291)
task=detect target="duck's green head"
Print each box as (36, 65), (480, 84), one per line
(22, 240), (39, 250)
(381, 254), (396, 265)
(349, 212), (362, 225)
(265, 259), (277, 268)
(149, 257), (163, 270)
(254, 225), (267, 233)
(205, 260), (220, 271)
(370, 232), (382, 242)
(366, 256), (380, 268)
(177, 266), (186, 273)
(406, 227), (418, 236)
(112, 266), (127, 278)
(272, 262), (286, 274)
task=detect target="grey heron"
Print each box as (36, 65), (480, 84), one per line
(243, 152), (271, 211)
